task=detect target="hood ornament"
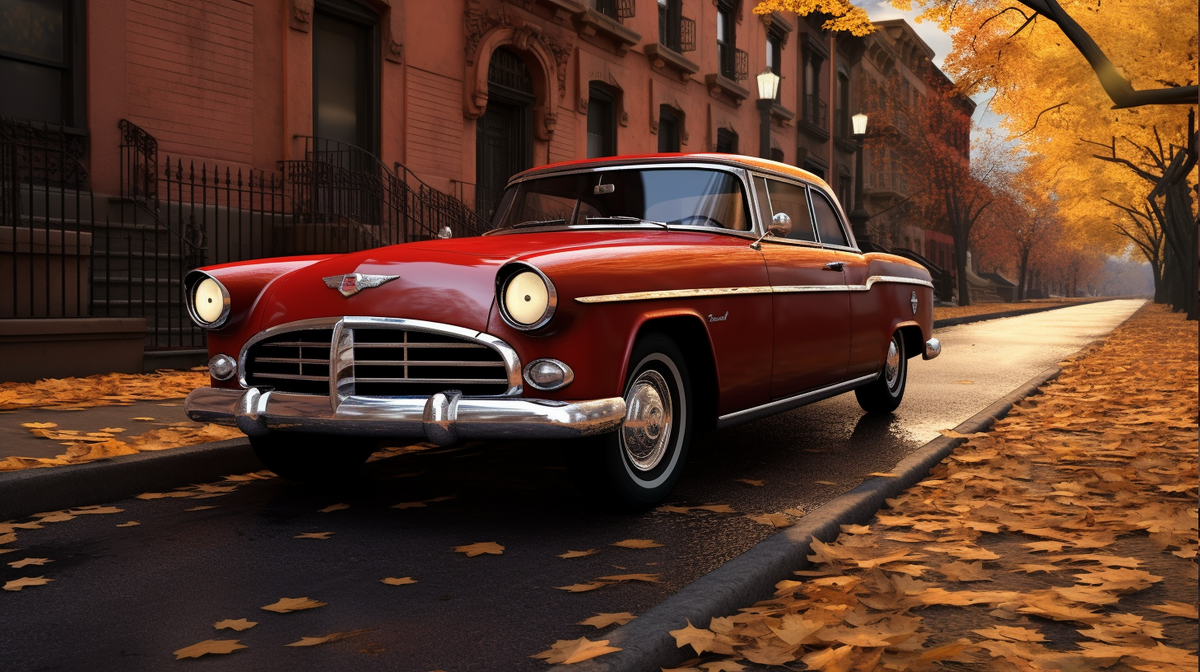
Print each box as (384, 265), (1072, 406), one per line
(323, 273), (400, 297)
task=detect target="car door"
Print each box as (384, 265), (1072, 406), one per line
(807, 188), (887, 381)
(753, 175), (851, 399)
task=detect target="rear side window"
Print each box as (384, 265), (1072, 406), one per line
(810, 189), (849, 247)
(754, 176), (817, 242)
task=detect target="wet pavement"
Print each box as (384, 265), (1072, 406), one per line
(0, 300), (1145, 671)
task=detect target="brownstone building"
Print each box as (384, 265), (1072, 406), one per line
(0, 0), (972, 376)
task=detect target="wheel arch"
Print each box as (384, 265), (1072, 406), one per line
(895, 321), (924, 360)
(628, 312), (720, 431)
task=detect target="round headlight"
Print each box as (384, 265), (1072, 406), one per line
(186, 272), (230, 329)
(194, 278), (226, 324)
(503, 271), (552, 328)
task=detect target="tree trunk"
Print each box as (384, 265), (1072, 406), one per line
(1150, 260), (1164, 302)
(1017, 249), (1031, 301)
(954, 223), (971, 306)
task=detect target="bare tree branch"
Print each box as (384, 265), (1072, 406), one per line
(1009, 11), (1038, 37)
(1013, 102), (1068, 139)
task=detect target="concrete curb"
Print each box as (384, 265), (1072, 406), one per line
(933, 297), (1114, 330)
(0, 438), (261, 521)
(555, 365), (1063, 672)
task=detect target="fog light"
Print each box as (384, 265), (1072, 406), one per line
(209, 354), (237, 381)
(523, 359), (574, 391)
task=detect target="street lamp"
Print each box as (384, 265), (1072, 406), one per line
(849, 111), (872, 247)
(756, 68), (781, 160)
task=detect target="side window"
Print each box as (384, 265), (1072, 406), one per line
(810, 189), (850, 247)
(755, 176), (817, 242)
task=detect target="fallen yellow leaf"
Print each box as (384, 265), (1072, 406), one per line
(381, 577), (417, 586)
(214, 618), (257, 631)
(1147, 601), (1198, 619)
(68, 506), (123, 515)
(559, 549), (599, 559)
(320, 503), (350, 513)
(579, 612), (636, 628)
(7, 557), (51, 569)
(531, 637), (621, 664)
(285, 629), (372, 647)
(453, 541), (504, 557)
(746, 513), (793, 528)
(173, 639), (247, 659)
(4, 576), (53, 591)
(115, 521), (140, 527)
(184, 506), (217, 512)
(131, 417), (155, 422)
(815, 480), (837, 486)
(612, 539), (663, 549)
(295, 531), (334, 540)
(20, 422), (57, 429)
(261, 597), (326, 613)
(734, 479), (765, 486)
(555, 582), (607, 592)
(595, 573), (660, 583)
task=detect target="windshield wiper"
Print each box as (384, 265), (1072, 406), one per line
(584, 216), (669, 229)
(510, 218), (567, 229)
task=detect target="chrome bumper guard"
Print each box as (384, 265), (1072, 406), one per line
(185, 387), (627, 446)
(923, 337), (941, 360)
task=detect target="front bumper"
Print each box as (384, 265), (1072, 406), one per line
(185, 387), (627, 446)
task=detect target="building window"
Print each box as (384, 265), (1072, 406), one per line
(770, 146), (784, 162)
(835, 71), (850, 138)
(765, 27), (782, 101)
(0, 0), (86, 126)
(717, 1), (737, 80)
(715, 128), (737, 153)
(313, 1), (380, 154)
(587, 84), (616, 158)
(658, 0), (682, 51)
(801, 50), (825, 129)
(657, 106), (680, 153)
(802, 161), (826, 181)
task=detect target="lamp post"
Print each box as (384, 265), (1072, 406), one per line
(849, 111), (871, 247)
(756, 69), (781, 160)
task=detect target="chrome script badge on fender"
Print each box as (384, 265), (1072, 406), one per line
(322, 273), (400, 297)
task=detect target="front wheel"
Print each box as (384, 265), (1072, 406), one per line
(250, 433), (375, 483)
(854, 331), (908, 414)
(567, 334), (694, 510)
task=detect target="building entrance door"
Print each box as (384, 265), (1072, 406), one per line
(475, 48), (533, 219)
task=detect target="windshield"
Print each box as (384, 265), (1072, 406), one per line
(490, 168), (752, 232)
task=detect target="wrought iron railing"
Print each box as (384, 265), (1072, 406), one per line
(1, 117), (94, 319)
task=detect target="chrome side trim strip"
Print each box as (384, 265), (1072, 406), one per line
(715, 372), (878, 430)
(575, 276), (933, 304)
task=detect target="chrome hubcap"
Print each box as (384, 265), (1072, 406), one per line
(621, 370), (673, 471)
(884, 339), (901, 389)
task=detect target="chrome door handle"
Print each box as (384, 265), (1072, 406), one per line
(823, 261), (845, 271)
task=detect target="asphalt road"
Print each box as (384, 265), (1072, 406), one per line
(0, 300), (1145, 672)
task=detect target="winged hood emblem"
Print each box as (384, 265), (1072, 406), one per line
(323, 273), (400, 297)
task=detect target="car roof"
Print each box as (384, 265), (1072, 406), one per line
(509, 153), (833, 192)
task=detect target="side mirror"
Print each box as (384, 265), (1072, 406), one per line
(770, 212), (792, 238)
(750, 212), (793, 250)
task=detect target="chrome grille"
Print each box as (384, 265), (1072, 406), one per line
(244, 329), (333, 395)
(242, 322), (512, 397)
(352, 328), (510, 396)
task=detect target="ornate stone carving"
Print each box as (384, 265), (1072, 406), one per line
(464, 0), (574, 98)
(290, 0), (313, 32)
(544, 35), (573, 98)
(386, 38), (404, 64)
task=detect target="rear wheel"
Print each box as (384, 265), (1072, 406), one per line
(250, 433), (375, 483)
(855, 331), (907, 414)
(567, 334), (693, 510)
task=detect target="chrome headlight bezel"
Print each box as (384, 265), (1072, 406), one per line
(496, 263), (557, 331)
(184, 270), (231, 329)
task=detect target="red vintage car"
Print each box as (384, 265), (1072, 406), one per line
(184, 154), (940, 507)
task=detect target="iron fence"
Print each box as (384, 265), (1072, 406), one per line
(3, 117), (492, 350)
(1, 117), (94, 319)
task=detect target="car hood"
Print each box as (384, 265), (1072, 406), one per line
(252, 231), (663, 332)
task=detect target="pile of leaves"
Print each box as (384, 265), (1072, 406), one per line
(0, 368), (209, 411)
(0, 421), (243, 472)
(668, 304), (1198, 671)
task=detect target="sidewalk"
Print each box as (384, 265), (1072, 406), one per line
(657, 303), (1198, 671)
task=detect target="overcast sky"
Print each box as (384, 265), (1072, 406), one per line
(856, 1), (1007, 135)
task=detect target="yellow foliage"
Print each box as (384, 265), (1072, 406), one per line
(752, 0), (876, 36)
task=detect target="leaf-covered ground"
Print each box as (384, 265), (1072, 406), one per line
(0, 368), (209, 411)
(667, 304), (1198, 671)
